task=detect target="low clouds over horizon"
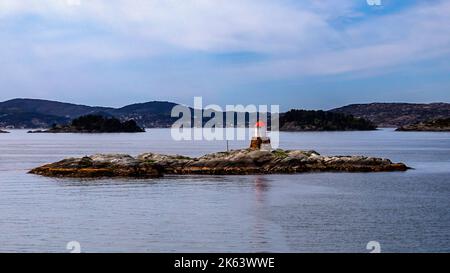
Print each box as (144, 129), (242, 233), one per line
(1, 0), (449, 110)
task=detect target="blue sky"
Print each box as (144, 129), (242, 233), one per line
(0, 0), (449, 110)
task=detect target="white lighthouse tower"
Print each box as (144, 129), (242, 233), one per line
(250, 121), (271, 151)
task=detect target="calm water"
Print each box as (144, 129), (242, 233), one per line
(0, 129), (449, 253)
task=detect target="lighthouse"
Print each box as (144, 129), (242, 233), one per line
(250, 121), (272, 151)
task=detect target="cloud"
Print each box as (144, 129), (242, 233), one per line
(224, 0), (450, 78)
(2, 1), (448, 69)
(0, 0), (449, 106)
(0, 0), (336, 53)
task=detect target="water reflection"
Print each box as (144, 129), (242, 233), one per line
(254, 176), (270, 204)
(251, 176), (271, 250)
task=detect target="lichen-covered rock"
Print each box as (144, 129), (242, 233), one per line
(29, 154), (163, 178)
(137, 153), (192, 174)
(30, 149), (408, 178)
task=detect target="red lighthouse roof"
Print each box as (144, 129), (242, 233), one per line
(255, 121), (265, 127)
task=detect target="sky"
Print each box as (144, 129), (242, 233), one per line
(0, 0), (449, 110)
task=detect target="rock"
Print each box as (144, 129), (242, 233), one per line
(137, 153), (192, 174)
(396, 118), (450, 132)
(0, 130), (9, 133)
(29, 154), (163, 178)
(30, 149), (409, 178)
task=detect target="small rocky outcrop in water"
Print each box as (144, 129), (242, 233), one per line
(396, 118), (450, 132)
(0, 129), (9, 133)
(30, 149), (408, 178)
(28, 114), (145, 133)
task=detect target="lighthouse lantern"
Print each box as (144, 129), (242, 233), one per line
(250, 121), (271, 151)
(254, 121), (267, 138)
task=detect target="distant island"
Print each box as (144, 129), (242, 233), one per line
(280, 110), (376, 131)
(396, 118), (450, 132)
(28, 115), (145, 133)
(331, 103), (450, 128)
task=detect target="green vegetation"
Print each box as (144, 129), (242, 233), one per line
(70, 115), (144, 133)
(280, 110), (376, 131)
(30, 114), (145, 133)
(272, 149), (289, 158)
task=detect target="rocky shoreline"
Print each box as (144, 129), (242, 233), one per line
(29, 149), (409, 178)
(396, 118), (450, 132)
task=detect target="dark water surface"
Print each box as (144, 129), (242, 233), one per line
(1, 129), (449, 252)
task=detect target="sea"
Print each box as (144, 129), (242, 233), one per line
(0, 128), (449, 252)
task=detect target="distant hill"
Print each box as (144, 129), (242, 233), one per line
(0, 111), (70, 129)
(3, 98), (448, 130)
(280, 110), (376, 131)
(0, 99), (178, 128)
(111, 101), (183, 128)
(0, 98), (112, 118)
(330, 103), (450, 127)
